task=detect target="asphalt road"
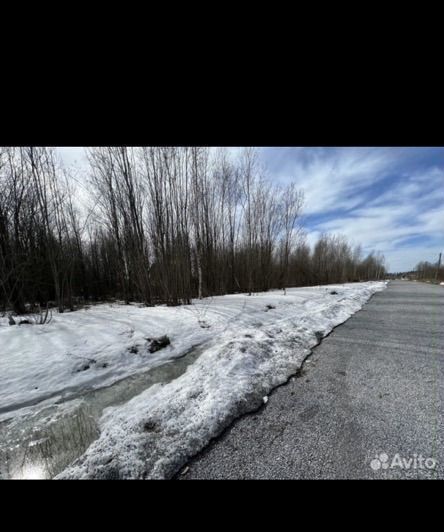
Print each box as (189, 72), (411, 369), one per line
(180, 281), (444, 479)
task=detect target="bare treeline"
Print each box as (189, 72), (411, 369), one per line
(293, 236), (386, 287)
(0, 147), (386, 313)
(415, 260), (443, 282)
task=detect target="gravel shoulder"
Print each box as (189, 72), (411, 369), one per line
(180, 281), (444, 479)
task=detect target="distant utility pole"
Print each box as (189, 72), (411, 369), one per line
(436, 252), (442, 280)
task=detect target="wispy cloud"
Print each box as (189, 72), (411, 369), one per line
(260, 147), (444, 272)
(57, 147), (444, 272)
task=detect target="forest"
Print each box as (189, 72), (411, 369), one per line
(0, 147), (387, 314)
(414, 259), (443, 282)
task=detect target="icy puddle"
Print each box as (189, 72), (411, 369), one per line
(0, 283), (387, 479)
(0, 345), (203, 479)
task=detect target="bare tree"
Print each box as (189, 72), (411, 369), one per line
(0, 146), (388, 314)
(278, 184), (304, 294)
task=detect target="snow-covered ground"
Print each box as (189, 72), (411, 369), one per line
(1, 301), (217, 418)
(25, 281), (387, 479)
(1, 282), (386, 478)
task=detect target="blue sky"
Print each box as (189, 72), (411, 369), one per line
(59, 147), (444, 273)
(258, 147), (444, 272)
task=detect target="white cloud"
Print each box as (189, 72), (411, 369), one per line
(58, 147), (88, 171)
(57, 146), (443, 272)
(262, 147), (444, 272)
(263, 147), (402, 215)
(383, 245), (441, 273)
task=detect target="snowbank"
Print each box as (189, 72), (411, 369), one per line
(56, 282), (386, 479)
(0, 303), (212, 417)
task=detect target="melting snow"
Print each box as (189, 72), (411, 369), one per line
(47, 281), (387, 479)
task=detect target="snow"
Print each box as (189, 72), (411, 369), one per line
(0, 303), (211, 418)
(48, 281), (387, 479)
